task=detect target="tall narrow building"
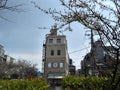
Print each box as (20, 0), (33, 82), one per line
(42, 25), (69, 85)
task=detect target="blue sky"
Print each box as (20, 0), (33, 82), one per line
(0, 0), (90, 71)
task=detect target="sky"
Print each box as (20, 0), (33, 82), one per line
(0, 0), (91, 71)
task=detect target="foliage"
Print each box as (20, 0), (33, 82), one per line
(0, 78), (49, 90)
(33, 0), (120, 88)
(0, 60), (38, 79)
(62, 76), (120, 90)
(0, 0), (23, 21)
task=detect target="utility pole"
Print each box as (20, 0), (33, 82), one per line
(85, 29), (96, 75)
(91, 29), (94, 49)
(90, 29), (96, 75)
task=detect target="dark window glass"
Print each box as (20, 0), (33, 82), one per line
(51, 50), (54, 56)
(57, 50), (61, 55)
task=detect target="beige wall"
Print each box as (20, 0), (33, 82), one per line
(44, 34), (69, 79)
(46, 35), (67, 45)
(46, 45), (67, 58)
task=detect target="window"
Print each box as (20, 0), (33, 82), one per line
(57, 39), (61, 43)
(57, 50), (61, 55)
(49, 39), (53, 43)
(48, 63), (52, 68)
(51, 50), (54, 56)
(60, 63), (64, 68)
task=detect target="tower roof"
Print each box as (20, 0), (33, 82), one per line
(50, 24), (57, 36)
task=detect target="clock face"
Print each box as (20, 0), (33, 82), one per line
(53, 63), (58, 68)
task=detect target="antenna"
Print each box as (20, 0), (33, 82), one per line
(38, 27), (50, 30)
(38, 23), (68, 35)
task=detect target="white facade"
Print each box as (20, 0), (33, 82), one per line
(4, 55), (16, 64)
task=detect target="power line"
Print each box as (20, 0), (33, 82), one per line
(69, 46), (90, 54)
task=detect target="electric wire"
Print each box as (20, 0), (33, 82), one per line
(69, 46), (90, 54)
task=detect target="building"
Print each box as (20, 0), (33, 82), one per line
(4, 55), (16, 64)
(0, 45), (16, 64)
(69, 59), (76, 75)
(69, 65), (76, 75)
(42, 25), (69, 85)
(0, 45), (5, 63)
(81, 53), (94, 76)
(81, 40), (115, 76)
(93, 40), (104, 63)
(76, 69), (82, 77)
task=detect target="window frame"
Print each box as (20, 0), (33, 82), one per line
(49, 39), (53, 44)
(48, 63), (52, 68)
(57, 38), (61, 43)
(57, 50), (61, 55)
(51, 50), (54, 56)
(60, 62), (64, 68)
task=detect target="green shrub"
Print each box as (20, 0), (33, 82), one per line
(62, 76), (112, 90)
(0, 78), (49, 90)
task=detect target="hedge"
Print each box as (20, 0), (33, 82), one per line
(62, 76), (120, 90)
(0, 78), (49, 90)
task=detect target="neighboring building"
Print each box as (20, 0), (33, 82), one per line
(69, 59), (76, 75)
(0, 45), (5, 62)
(69, 59), (73, 65)
(0, 45), (16, 64)
(69, 65), (76, 75)
(4, 55), (16, 64)
(76, 69), (82, 77)
(81, 53), (95, 76)
(81, 40), (116, 76)
(81, 60), (84, 75)
(42, 25), (69, 85)
(93, 40), (104, 63)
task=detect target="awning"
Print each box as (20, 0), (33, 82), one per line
(47, 73), (65, 79)
(48, 76), (63, 79)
